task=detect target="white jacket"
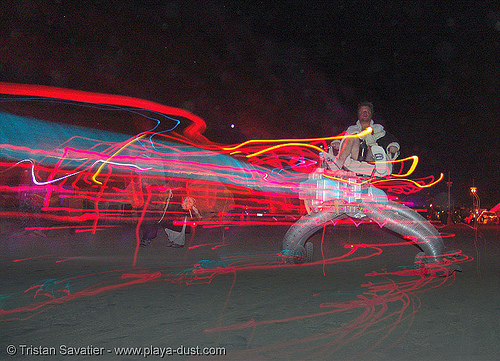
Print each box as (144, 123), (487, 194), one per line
(332, 120), (400, 159)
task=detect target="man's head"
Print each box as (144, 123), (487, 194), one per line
(357, 101), (373, 128)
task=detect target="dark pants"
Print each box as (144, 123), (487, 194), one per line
(140, 220), (159, 241)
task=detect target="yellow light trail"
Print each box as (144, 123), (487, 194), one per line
(92, 134), (147, 184)
(246, 143), (325, 158)
(388, 155), (419, 177)
(222, 127), (374, 152)
(370, 172), (444, 188)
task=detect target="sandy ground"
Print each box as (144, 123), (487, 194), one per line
(0, 219), (498, 361)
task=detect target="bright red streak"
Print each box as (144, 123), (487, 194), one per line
(12, 255), (52, 263)
(0, 82), (209, 144)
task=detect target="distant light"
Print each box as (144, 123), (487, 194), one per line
(230, 124), (235, 129)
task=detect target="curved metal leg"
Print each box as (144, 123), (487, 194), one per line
(281, 198), (461, 272)
(281, 212), (346, 264)
(363, 201), (445, 263)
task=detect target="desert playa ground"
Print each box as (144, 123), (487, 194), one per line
(1, 219), (498, 361)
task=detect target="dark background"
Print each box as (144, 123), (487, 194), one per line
(1, 0), (499, 207)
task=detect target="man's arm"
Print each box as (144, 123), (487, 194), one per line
(377, 131), (400, 159)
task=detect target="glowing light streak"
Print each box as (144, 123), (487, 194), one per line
(74, 228), (106, 233)
(12, 255), (52, 263)
(322, 174), (367, 185)
(91, 134), (148, 184)
(385, 156), (419, 177)
(0, 96), (182, 138)
(371, 173), (444, 189)
(0, 211), (97, 222)
(222, 127), (374, 152)
(13, 157), (151, 188)
(211, 245), (226, 250)
(1, 84), (439, 216)
(0, 271), (162, 321)
(246, 143), (325, 158)
(198, 251), (468, 359)
(24, 225), (120, 231)
(0, 82), (209, 143)
(2, 236), (469, 361)
(188, 243), (222, 250)
(0, 84), (471, 359)
(55, 257), (82, 263)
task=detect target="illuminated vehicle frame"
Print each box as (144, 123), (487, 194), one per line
(0, 82), (459, 272)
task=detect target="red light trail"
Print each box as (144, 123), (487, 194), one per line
(0, 83), (466, 358)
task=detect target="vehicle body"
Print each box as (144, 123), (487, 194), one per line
(478, 211), (499, 225)
(0, 85), (460, 272)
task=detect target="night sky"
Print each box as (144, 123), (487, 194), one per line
(1, 1), (499, 207)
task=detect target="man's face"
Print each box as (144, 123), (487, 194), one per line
(357, 106), (372, 126)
